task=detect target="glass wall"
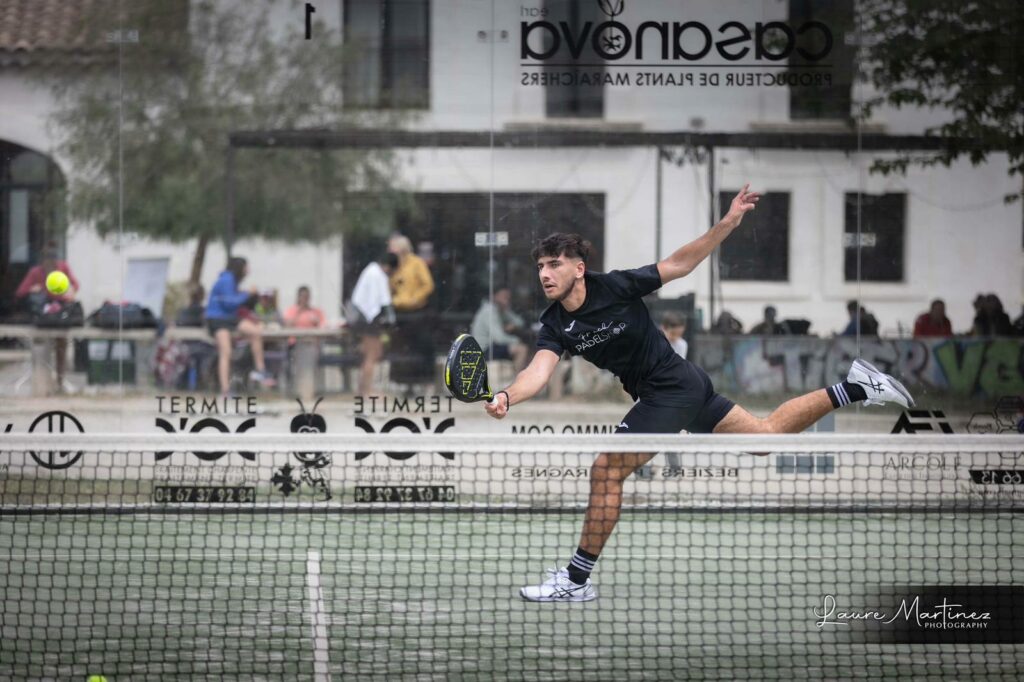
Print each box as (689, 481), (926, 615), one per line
(2, 2), (1023, 679)
(1, 0), (1021, 436)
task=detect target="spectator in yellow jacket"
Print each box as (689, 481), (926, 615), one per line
(387, 235), (435, 312)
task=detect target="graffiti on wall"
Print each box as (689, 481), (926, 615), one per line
(694, 336), (1024, 398)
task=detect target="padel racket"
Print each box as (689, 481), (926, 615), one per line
(444, 333), (496, 403)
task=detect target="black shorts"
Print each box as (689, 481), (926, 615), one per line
(350, 320), (384, 338)
(207, 318), (238, 335)
(615, 366), (735, 435)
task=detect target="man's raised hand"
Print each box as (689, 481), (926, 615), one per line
(728, 184), (761, 225)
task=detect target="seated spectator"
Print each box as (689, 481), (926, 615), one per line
(283, 285), (326, 332)
(281, 285), (326, 395)
(175, 283), (206, 327)
(711, 311), (743, 335)
(253, 289), (283, 327)
(15, 242), (80, 388)
(841, 300), (879, 337)
(659, 312), (688, 359)
(749, 305), (791, 335)
(350, 253), (398, 395)
(15, 242), (79, 307)
(206, 256), (275, 394)
(471, 287), (529, 372)
(973, 293), (1013, 336)
(913, 299), (953, 338)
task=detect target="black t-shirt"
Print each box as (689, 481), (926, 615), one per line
(536, 264), (698, 400)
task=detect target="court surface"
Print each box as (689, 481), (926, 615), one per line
(1, 510), (1021, 681)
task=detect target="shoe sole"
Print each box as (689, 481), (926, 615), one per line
(519, 588), (596, 603)
(883, 374), (915, 407)
(852, 359), (915, 408)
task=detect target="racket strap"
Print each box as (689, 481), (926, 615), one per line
(496, 390), (510, 411)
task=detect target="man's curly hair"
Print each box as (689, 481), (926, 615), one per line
(530, 233), (591, 265)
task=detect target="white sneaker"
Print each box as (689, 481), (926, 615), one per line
(847, 358), (915, 408)
(519, 567), (597, 602)
(248, 369), (277, 388)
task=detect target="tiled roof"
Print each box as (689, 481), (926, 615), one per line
(0, 0), (115, 66)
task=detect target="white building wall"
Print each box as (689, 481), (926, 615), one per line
(0, 69), (344, 320)
(424, 0), (961, 133)
(66, 230), (344, 322)
(0, 74), (55, 154)
(1, 0), (1019, 332)
(397, 144), (1020, 335)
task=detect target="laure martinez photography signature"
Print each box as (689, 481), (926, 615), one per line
(814, 594), (992, 630)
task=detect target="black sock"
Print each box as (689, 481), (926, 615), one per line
(566, 547), (598, 585)
(826, 381), (867, 408)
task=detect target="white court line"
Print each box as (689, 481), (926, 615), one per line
(306, 550), (331, 682)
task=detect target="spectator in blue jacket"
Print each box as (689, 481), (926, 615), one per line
(206, 256), (276, 394)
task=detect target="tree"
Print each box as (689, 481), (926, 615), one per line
(859, 0), (1024, 201)
(48, 0), (412, 283)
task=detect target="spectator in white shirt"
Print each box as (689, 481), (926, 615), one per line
(349, 253), (398, 395)
(660, 312), (688, 359)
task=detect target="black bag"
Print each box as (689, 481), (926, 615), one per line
(89, 302), (159, 329)
(34, 301), (85, 328)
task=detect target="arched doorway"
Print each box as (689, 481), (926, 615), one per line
(0, 141), (66, 319)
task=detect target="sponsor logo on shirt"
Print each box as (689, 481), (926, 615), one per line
(572, 321), (627, 353)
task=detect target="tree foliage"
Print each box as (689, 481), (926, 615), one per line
(860, 0), (1024, 200)
(49, 0), (412, 274)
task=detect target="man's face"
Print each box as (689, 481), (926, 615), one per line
(298, 289), (310, 307)
(536, 253), (583, 301)
(931, 301), (945, 319)
(494, 289), (511, 308)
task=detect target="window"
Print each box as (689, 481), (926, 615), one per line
(343, 0), (430, 109)
(718, 191), (790, 281)
(544, 0), (604, 118)
(343, 192), (605, 319)
(0, 141), (66, 317)
(788, 0), (854, 120)
(843, 192), (905, 282)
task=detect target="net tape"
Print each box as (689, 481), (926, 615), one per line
(2, 433), (1021, 513)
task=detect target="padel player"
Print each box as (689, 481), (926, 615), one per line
(484, 185), (914, 602)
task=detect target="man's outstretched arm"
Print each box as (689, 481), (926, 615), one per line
(484, 349), (561, 419)
(657, 184), (761, 285)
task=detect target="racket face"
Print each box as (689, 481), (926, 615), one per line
(444, 334), (492, 402)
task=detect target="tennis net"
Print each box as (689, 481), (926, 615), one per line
(1, 433), (1022, 680)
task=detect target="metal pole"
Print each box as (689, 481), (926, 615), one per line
(707, 145), (716, 326)
(225, 145), (235, 257)
(655, 147), (663, 262)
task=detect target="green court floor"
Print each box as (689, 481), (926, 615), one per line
(1, 512), (1021, 681)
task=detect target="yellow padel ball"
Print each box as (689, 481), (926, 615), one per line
(46, 270), (70, 296)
